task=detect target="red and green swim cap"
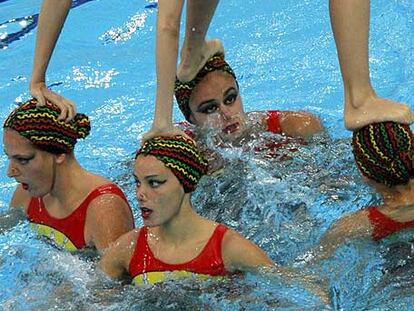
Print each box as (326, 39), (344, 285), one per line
(136, 135), (208, 193)
(174, 53), (237, 122)
(3, 98), (91, 154)
(352, 122), (414, 186)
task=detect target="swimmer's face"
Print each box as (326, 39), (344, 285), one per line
(188, 71), (246, 140)
(134, 155), (185, 227)
(3, 129), (58, 197)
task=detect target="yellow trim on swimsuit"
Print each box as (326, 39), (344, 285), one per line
(132, 270), (220, 285)
(30, 223), (78, 252)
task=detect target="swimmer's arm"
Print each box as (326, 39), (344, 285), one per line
(32, 0), (72, 84)
(99, 230), (138, 280)
(302, 210), (372, 264)
(222, 230), (330, 304)
(277, 111), (323, 139)
(222, 229), (313, 276)
(86, 194), (135, 253)
(249, 110), (323, 138)
(30, 0), (76, 120)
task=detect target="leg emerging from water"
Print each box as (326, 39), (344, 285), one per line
(143, 0), (185, 142)
(177, 0), (224, 82)
(329, 0), (414, 130)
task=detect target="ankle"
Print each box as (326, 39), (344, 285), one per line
(344, 85), (376, 109)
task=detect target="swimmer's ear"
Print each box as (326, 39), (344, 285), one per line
(54, 153), (66, 164)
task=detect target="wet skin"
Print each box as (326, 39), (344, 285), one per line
(189, 70), (247, 140)
(134, 155), (186, 227)
(4, 129), (57, 197)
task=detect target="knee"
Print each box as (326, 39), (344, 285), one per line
(158, 18), (180, 39)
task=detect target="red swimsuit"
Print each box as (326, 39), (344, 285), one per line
(27, 183), (131, 251)
(367, 206), (414, 241)
(129, 224), (229, 285)
(266, 110), (282, 134)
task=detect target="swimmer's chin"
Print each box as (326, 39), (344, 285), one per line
(219, 126), (247, 142)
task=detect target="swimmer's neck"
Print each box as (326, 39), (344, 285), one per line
(154, 201), (206, 246)
(47, 156), (91, 213)
(381, 178), (414, 208)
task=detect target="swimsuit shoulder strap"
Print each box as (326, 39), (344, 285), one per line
(128, 227), (150, 276)
(81, 183), (129, 207)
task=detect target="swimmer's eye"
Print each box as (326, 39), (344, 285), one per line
(197, 102), (219, 114)
(133, 176), (140, 187)
(16, 156), (34, 165)
(148, 179), (166, 188)
(224, 91), (238, 105)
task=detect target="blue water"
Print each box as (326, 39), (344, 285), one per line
(1, 0), (414, 310)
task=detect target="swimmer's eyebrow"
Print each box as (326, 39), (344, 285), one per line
(3, 149), (34, 159)
(133, 173), (162, 180)
(223, 87), (238, 97)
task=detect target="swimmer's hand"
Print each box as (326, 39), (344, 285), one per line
(345, 95), (414, 130)
(141, 124), (194, 145)
(30, 81), (76, 122)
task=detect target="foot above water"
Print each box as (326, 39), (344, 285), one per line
(344, 97), (414, 130)
(177, 39), (224, 82)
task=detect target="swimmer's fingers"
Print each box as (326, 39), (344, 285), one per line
(43, 89), (76, 122)
(141, 126), (195, 145)
(30, 82), (76, 122)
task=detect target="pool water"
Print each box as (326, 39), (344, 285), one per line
(1, 0), (414, 310)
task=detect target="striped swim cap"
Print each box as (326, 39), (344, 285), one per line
(352, 122), (414, 186)
(3, 98), (91, 154)
(174, 53), (237, 122)
(136, 135), (208, 193)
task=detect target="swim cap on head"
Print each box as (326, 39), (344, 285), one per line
(352, 122), (414, 186)
(3, 98), (91, 154)
(174, 53), (237, 122)
(136, 135), (208, 193)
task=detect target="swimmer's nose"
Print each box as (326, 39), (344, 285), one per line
(7, 162), (18, 178)
(219, 104), (233, 120)
(136, 185), (146, 202)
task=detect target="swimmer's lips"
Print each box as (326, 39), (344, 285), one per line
(222, 122), (240, 134)
(140, 207), (153, 220)
(21, 182), (29, 190)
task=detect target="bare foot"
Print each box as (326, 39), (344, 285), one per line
(177, 39), (224, 82)
(344, 96), (414, 130)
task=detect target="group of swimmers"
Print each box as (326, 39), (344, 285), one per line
(3, 0), (414, 304)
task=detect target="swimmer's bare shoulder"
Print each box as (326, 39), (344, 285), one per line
(10, 185), (31, 213)
(221, 228), (273, 273)
(99, 229), (140, 279)
(84, 181), (135, 251)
